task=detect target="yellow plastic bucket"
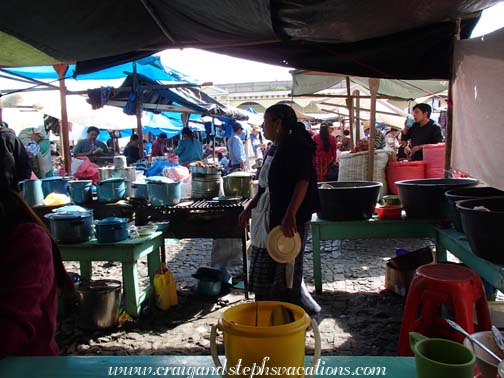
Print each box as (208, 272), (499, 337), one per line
(211, 301), (321, 377)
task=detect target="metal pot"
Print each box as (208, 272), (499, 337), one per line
(223, 173), (253, 198)
(190, 163), (220, 175)
(113, 155), (127, 169)
(41, 176), (69, 197)
(147, 179), (182, 206)
(96, 178), (126, 203)
(45, 209), (94, 243)
(98, 167), (136, 182)
(19, 179), (44, 206)
(95, 217), (129, 243)
(68, 180), (93, 204)
(191, 176), (221, 199)
(77, 280), (121, 329)
(131, 182), (148, 199)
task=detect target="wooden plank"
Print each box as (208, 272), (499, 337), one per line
(367, 78), (380, 181)
(53, 64), (71, 175)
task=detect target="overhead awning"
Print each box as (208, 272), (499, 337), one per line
(0, 1), (498, 79)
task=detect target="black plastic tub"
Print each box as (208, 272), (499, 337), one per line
(457, 197), (504, 264)
(396, 178), (478, 219)
(317, 181), (382, 221)
(445, 187), (504, 232)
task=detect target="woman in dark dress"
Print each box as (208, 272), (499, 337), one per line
(239, 104), (321, 313)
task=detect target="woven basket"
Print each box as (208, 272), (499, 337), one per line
(338, 150), (390, 197)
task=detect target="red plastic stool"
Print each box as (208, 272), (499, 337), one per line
(398, 264), (491, 356)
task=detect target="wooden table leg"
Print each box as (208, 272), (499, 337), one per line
(122, 262), (141, 317)
(80, 260), (92, 280)
(242, 228), (249, 299)
(147, 244), (162, 284)
(435, 230), (448, 263)
(311, 224), (323, 293)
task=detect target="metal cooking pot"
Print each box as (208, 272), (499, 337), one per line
(77, 280), (121, 329)
(131, 182), (148, 199)
(45, 209), (94, 243)
(191, 176), (221, 199)
(95, 217), (129, 243)
(41, 176), (69, 197)
(223, 173), (253, 198)
(190, 163), (220, 175)
(96, 178), (126, 203)
(146, 179), (182, 206)
(19, 179), (45, 206)
(68, 180), (93, 204)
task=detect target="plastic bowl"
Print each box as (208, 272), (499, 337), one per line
(376, 205), (402, 220)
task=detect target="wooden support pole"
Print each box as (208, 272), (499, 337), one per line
(444, 18), (461, 178)
(353, 89), (361, 143)
(345, 77), (354, 149)
(133, 63), (145, 160)
(53, 64), (71, 175)
(367, 78), (380, 181)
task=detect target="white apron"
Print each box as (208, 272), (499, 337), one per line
(250, 154), (274, 248)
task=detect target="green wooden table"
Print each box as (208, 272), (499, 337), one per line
(436, 227), (504, 291)
(0, 355), (416, 377)
(310, 214), (437, 293)
(59, 232), (164, 317)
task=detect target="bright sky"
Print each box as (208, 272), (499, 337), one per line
(157, 2), (504, 85)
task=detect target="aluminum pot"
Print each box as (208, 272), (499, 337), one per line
(45, 209), (94, 243)
(190, 163), (220, 175)
(41, 176), (69, 197)
(95, 217), (129, 243)
(223, 172), (253, 198)
(147, 179), (181, 206)
(131, 182), (148, 199)
(68, 180), (93, 204)
(191, 176), (221, 199)
(77, 280), (121, 329)
(96, 178), (126, 203)
(19, 179), (44, 206)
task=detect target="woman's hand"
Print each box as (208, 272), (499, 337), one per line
(281, 211), (297, 238)
(239, 208), (251, 229)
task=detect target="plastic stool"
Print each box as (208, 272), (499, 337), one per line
(398, 264), (491, 356)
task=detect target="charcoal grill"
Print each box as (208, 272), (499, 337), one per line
(132, 198), (251, 298)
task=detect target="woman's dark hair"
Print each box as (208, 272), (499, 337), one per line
(181, 127), (194, 142)
(319, 124), (331, 152)
(343, 129), (350, 136)
(130, 134), (139, 141)
(87, 126), (99, 134)
(265, 104), (316, 152)
(0, 190), (76, 298)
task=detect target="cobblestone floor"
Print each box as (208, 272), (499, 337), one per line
(58, 231), (434, 356)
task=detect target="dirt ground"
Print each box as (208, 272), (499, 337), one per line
(58, 232), (435, 356)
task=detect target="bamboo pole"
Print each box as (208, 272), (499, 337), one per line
(444, 18), (461, 178)
(53, 64), (71, 175)
(367, 78), (380, 181)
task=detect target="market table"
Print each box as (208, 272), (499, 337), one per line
(59, 232), (164, 317)
(0, 355), (416, 377)
(310, 214), (437, 293)
(436, 227), (504, 291)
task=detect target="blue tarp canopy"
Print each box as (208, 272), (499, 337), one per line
(3, 56), (199, 84)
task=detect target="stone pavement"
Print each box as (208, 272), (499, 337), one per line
(58, 231), (434, 356)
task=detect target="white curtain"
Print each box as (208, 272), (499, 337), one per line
(452, 28), (504, 190)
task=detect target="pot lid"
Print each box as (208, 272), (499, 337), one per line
(78, 279), (121, 292)
(45, 211), (89, 220)
(42, 176), (65, 182)
(146, 176), (177, 184)
(226, 171), (253, 177)
(96, 217), (129, 226)
(98, 178), (125, 184)
(52, 205), (92, 214)
(69, 180), (92, 184)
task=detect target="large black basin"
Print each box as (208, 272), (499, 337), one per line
(396, 178), (478, 219)
(457, 197), (504, 264)
(317, 181), (382, 221)
(445, 187), (504, 232)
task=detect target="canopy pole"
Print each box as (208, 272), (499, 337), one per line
(345, 77), (354, 149)
(212, 118), (216, 162)
(133, 63), (144, 160)
(367, 78), (380, 181)
(353, 89), (361, 142)
(53, 64), (71, 175)
(444, 18), (461, 178)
